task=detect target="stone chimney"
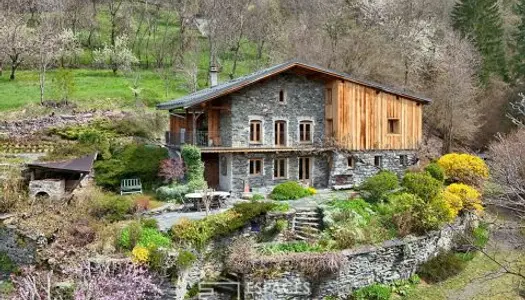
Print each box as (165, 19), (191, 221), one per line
(209, 62), (218, 87)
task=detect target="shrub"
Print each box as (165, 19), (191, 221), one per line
(94, 144), (168, 191)
(176, 250), (197, 269)
(472, 222), (489, 248)
(156, 184), (190, 202)
(418, 252), (467, 283)
(118, 223), (170, 250)
(271, 202), (290, 212)
(158, 157), (185, 183)
(67, 219), (96, 247)
(171, 202), (276, 248)
(418, 194), (456, 231)
(402, 172), (442, 201)
(251, 193), (265, 201)
(352, 283), (392, 300)
(89, 194), (135, 222)
(181, 145), (205, 183)
(359, 171), (399, 203)
(378, 193), (422, 236)
(141, 218), (159, 230)
(437, 153), (489, 186)
(0, 251), (16, 274)
(131, 246), (150, 264)
(425, 162), (445, 182)
(134, 196), (151, 212)
(445, 183), (483, 214)
(274, 219), (288, 232)
(270, 181), (310, 200)
(307, 187), (317, 195)
(441, 190), (463, 217)
(259, 241), (326, 254)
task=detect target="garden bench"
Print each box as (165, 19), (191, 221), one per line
(120, 178), (143, 195)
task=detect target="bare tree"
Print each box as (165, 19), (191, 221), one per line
(422, 29), (482, 154)
(0, 15), (35, 80)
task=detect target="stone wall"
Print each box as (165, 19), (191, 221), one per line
(330, 150), (418, 189)
(0, 222), (39, 279)
(241, 215), (473, 300)
(228, 153), (330, 195)
(29, 179), (66, 200)
(228, 73), (325, 148)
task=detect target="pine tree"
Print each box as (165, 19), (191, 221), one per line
(513, 0), (525, 80)
(451, 0), (508, 82)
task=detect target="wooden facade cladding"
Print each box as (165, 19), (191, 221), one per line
(326, 80), (423, 151)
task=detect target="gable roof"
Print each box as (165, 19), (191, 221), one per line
(157, 60), (431, 110)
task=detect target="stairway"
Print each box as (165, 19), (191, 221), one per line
(198, 272), (242, 299)
(292, 209), (323, 241)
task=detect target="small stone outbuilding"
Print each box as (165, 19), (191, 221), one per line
(26, 153), (97, 200)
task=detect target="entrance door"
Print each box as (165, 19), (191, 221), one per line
(299, 157), (312, 185)
(203, 153), (220, 189)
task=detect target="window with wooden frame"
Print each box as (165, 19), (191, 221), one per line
(274, 121), (287, 146)
(374, 156), (383, 167)
(250, 120), (262, 143)
(399, 155), (408, 167)
(347, 156), (356, 169)
(299, 121), (313, 143)
(299, 157), (312, 180)
(274, 158), (287, 179)
(387, 118), (400, 134)
(249, 159), (263, 176)
(278, 89), (286, 103)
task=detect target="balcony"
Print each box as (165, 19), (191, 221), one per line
(166, 130), (222, 147)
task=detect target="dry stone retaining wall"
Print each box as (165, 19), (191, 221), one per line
(242, 215), (474, 299)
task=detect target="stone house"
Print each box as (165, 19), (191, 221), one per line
(157, 61), (430, 195)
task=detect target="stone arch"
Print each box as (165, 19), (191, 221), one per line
(34, 191), (50, 199)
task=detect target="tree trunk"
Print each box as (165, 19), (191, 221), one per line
(10, 63), (17, 80)
(39, 63), (46, 105)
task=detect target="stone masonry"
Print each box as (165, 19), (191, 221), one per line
(241, 214), (473, 300)
(29, 179), (66, 200)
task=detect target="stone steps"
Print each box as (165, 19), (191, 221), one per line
(292, 208), (322, 240)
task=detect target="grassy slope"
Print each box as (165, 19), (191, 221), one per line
(0, 5), (265, 112)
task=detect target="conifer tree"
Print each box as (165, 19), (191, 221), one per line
(451, 0), (508, 81)
(513, 0), (525, 80)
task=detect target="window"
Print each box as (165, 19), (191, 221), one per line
(347, 156), (355, 169)
(299, 121), (313, 143)
(279, 89), (286, 103)
(274, 158), (287, 179)
(299, 157), (312, 180)
(374, 156), (383, 167)
(250, 120), (262, 143)
(399, 155), (408, 167)
(387, 119), (400, 134)
(325, 88), (332, 105)
(249, 159), (263, 176)
(274, 121), (287, 146)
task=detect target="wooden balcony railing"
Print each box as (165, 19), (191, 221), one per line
(165, 130), (222, 147)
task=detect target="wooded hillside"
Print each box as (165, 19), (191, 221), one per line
(1, 0), (525, 152)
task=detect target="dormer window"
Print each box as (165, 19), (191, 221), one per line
(279, 89), (286, 103)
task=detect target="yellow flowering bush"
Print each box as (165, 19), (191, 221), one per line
(307, 187), (317, 196)
(437, 153), (489, 186)
(441, 190), (463, 218)
(445, 183), (483, 214)
(131, 246), (150, 264)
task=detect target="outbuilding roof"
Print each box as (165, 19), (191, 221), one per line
(27, 153), (98, 174)
(157, 60), (431, 110)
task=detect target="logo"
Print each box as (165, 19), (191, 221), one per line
(198, 281), (241, 300)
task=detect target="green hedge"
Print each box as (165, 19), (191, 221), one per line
(359, 171), (399, 203)
(94, 144), (168, 191)
(270, 181), (310, 200)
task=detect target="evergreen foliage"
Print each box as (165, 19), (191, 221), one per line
(514, 0), (525, 79)
(451, 0), (508, 81)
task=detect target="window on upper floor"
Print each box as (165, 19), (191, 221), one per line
(250, 120), (262, 143)
(274, 121), (287, 146)
(299, 121), (313, 143)
(274, 158), (287, 179)
(249, 159), (263, 176)
(279, 89), (286, 103)
(388, 118), (400, 134)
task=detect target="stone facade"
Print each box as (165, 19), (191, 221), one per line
(242, 215), (473, 300)
(330, 150), (418, 189)
(29, 179), (66, 200)
(225, 153), (330, 195)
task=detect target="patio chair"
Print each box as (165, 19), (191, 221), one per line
(120, 178), (143, 195)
